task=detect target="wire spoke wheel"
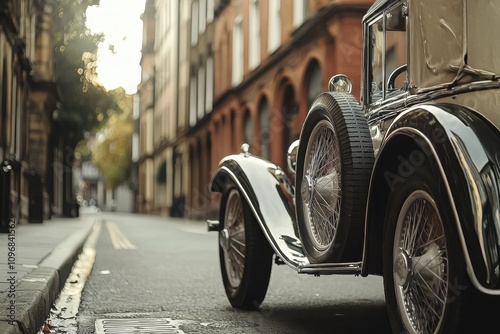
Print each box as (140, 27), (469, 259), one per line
(221, 189), (246, 292)
(393, 190), (448, 334)
(295, 93), (374, 263)
(219, 185), (273, 309)
(301, 119), (341, 251)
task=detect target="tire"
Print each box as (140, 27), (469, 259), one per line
(295, 93), (373, 263)
(383, 156), (474, 334)
(219, 185), (273, 309)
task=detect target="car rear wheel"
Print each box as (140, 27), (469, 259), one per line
(219, 186), (273, 309)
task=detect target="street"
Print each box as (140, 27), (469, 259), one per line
(73, 212), (391, 333)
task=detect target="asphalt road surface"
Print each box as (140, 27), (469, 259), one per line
(74, 212), (391, 334)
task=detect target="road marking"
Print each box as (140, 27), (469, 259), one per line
(106, 221), (137, 250)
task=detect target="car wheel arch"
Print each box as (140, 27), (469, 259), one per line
(363, 104), (496, 291)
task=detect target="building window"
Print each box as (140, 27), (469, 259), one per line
(199, 0), (206, 34)
(191, 1), (199, 46)
(230, 110), (236, 151)
(1, 62), (8, 151)
(249, 0), (261, 70)
(268, 0), (281, 53)
(259, 98), (270, 160)
(244, 110), (253, 148)
(168, 1), (172, 30)
(207, 0), (214, 23)
(232, 16), (244, 85)
(282, 84), (298, 149)
(197, 66), (205, 120)
(205, 56), (214, 113)
(307, 60), (322, 108)
(189, 75), (197, 126)
(293, 0), (309, 28)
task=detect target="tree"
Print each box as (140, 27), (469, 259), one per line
(52, 0), (122, 148)
(92, 100), (133, 190)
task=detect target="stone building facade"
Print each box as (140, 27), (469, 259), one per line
(1, 0), (61, 230)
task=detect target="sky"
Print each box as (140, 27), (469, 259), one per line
(86, 0), (146, 94)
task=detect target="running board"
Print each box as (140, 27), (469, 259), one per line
(208, 218), (362, 276)
(297, 262), (362, 276)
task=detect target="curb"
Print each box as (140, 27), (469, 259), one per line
(0, 221), (95, 334)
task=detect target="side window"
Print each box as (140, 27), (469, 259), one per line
(369, 18), (384, 102)
(368, 3), (407, 104)
(385, 4), (407, 96)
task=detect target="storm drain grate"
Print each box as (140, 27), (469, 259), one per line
(95, 318), (185, 334)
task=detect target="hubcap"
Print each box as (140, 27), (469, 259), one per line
(301, 120), (341, 251)
(219, 228), (230, 252)
(393, 190), (448, 334)
(394, 249), (411, 287)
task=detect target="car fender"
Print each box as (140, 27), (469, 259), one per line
(210, 153), (307, 268)
(363, 103), (500, 293)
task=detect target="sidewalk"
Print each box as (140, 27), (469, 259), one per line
(0, 215), (96, 334)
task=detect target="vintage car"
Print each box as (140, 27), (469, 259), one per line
(208, 0), (500, 333)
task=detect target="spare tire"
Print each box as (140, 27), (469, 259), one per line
(295, 92), (374, 263)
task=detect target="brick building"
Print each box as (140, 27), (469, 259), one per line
(138, 0), (373, 219)
(187, 0), (373, 218)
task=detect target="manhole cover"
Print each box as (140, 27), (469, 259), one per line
(95, 318), (185, 334)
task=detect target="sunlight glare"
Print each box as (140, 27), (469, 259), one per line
(86, 0), (146, 94)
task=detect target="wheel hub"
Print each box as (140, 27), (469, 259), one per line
(413, 243), (444, 301)
(220, 228), (230, 252)
(394, 249), (411, 288)
(301, 175), (314, 205)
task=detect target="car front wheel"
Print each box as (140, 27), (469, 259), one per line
(219, 185), (273, 309)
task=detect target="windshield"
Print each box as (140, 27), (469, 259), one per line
(367, 2), (407, 104)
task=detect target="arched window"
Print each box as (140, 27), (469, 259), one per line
(259, 98), (270, 160)
(282, 84), (298, 152)
(243, 109), (253, 148)
(307, 60), (322, 108)
(230, 109), (236, 151)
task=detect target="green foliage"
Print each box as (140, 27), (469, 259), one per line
(75, 139), (92, 160)
(52, 0), (124, 148)
(92, 103), (133, 190)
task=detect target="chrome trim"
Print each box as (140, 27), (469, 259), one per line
(206, 219), (219, 232)
(298, 262), (362, 275)
(286, 139), (300, 174)
(240, 143), (251, 157)
(328, 74), (353, 93)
